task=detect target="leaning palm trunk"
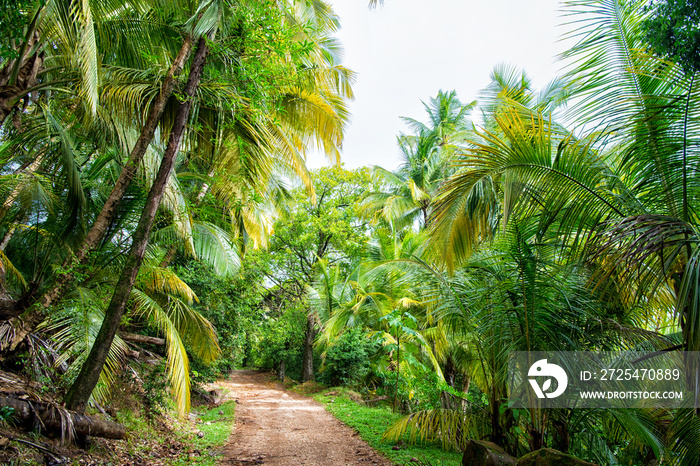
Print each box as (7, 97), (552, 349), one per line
(0, 36), (194, 329)
(64, 36), (210, 414)
(36, 35), (195, 309)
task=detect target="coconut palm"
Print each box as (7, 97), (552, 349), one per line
(64, 0), (355, 412)
(0, 0), (100, 125)
(362, 90), (474, 231)
(427, 0), (700, 461)
(431, 0), (699, 351)
(0, 0), (207, 328)
(0, 0), (354, 416)
(381, 219), (669, 459)
(321, 230), (445, 405)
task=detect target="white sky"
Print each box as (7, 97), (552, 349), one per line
(307, 0), (568, 171)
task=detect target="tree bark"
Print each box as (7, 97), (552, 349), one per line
(301, 312), (317, 382)
(0, 27), (43, 128)
(444, 355), (456, 388)
(0, 35), (194, 327)
(0, 396), (126, 439)
(64, 36), (210, 414)
(278, 359), (286, 381)
(0, 299), (23, 321)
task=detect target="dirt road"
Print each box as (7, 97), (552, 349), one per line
(216, 370), (392, 465)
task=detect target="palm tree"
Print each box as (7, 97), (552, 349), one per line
(427, 0), (700, 461)
(321, 230), (444, 405)
(0, 0), (102, 126)
(430, 0), (698, 350)
(42, 250), (219, 417)
(0, 0), (353, 415)
(381, 220), (667, 459)
(0, 0), (201, 330)
(64, 0), (355, 412)
(362, 90), (474, 231)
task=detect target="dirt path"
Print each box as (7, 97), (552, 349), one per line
(215, 370), (392, 465)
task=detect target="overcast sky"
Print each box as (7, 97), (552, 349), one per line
(307, 0), (568, 171)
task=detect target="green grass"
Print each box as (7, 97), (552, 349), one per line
(314, 388), (462, 466)
(172, 400), (237, 466)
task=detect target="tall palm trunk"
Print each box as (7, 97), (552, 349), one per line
(0, 36), (194, 325)
(64, 36), (210, 414)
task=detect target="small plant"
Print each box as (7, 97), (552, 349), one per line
(0, 406), (15, 426)
(142, 361), (169, 419)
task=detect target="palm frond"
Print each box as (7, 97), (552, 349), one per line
(130, 288), (192, 417)
(0, 249), (27, 289)
(382, 408), (476, 452)
(191, 222), (240, 276)
(137, 264), (199, 305)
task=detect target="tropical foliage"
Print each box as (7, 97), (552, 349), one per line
(2, 0), (700, 465)
(0, 0), (353, 417)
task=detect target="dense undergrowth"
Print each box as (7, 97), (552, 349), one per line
(3, 0), (700, 463)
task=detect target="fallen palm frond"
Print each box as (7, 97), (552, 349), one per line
(0, 369), (43, 400)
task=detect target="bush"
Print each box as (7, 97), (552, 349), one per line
(320, 327), (375, 386)
(142, 360), (170, 419)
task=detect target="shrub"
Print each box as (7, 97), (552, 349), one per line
(320, 327), (375, 386)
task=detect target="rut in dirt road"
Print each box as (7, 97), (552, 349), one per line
(216, 370), (392, 465)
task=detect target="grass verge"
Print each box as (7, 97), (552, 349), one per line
(172, 400), (237, 466)
(314, 388), (462, 466)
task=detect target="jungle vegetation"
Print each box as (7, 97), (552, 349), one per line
(1, 0), (699, 464)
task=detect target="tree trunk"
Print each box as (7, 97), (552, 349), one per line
(0, 26), (43, 128)
(159, 245), (177, 268)
(0, 225), (16, 250)
(301, 312), (317, 382)
(119, 332), (165, 346)
(444, 355), (456, 388)
(0, 35), (194, 326)
(36, 34), (195, 307)
(0, 396), (126, 439)
(278, 359), (286, 381)
(552, 419), (570, 453)
(64, 36), (210, 414)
